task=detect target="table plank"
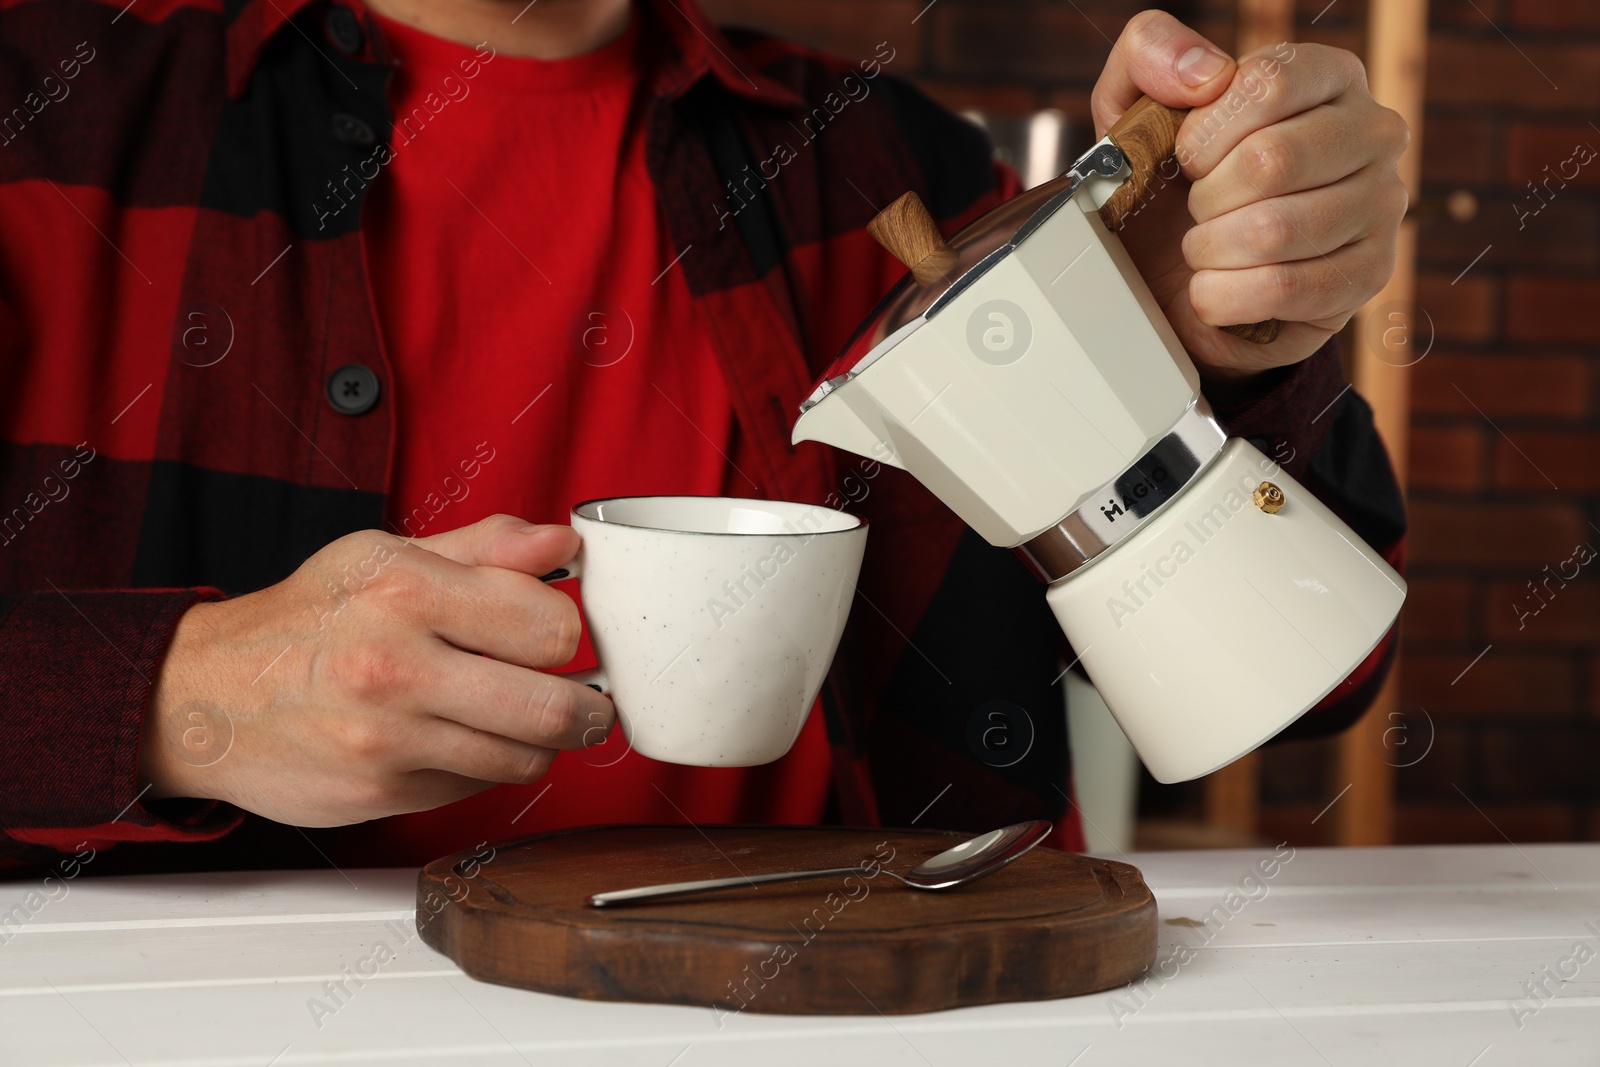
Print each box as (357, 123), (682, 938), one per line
(3, 952), (1596, 1067)
(0, 845), (1595, 1066)
(1124, 843), (1600, 893)
(0, 868), (414, 931)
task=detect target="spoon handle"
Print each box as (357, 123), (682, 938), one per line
(586, 866), (868, 908)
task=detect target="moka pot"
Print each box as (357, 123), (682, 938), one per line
(791, 98), (1406, 783)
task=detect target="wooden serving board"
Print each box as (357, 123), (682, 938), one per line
(417, 825), (1156, 1015)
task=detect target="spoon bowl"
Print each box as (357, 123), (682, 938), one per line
(585, 820), (1052, 908)
(895, 821), (1051, 889)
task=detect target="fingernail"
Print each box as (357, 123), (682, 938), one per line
(1177, 45), (1228, 87)
(519, 523), (543, 534)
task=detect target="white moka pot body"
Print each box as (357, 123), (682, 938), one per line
(1046, 439), (1406, 783)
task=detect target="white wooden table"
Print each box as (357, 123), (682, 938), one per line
(2, 844), (1596, 1066)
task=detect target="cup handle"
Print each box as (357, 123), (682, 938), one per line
(538, 561), (607, 694)
(538, 561), (581, 582)
(566, 667), (607, 694)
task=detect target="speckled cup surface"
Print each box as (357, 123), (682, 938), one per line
(569, 496), (867, 767)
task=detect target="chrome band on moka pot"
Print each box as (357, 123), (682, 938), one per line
(1012, 399), (1227, 584)
(792, 97), (1406, 785)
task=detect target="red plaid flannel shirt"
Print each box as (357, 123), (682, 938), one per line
(0, 0), (1405, 872)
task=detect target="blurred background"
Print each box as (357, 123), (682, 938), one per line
(701, 0), (1600, 848)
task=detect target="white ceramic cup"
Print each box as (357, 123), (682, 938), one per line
(551, 496), (868, 767)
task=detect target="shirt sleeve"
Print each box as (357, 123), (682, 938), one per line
(0, 588), (244, 871)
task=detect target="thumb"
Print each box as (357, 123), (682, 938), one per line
(1091, 10), (1235, 137)
(411, 513), (579, 575)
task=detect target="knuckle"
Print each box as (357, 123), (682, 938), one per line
(347, 532), (403, 574)
(1188, 271), (1225, 325)
(1382, 176), (1410, 227)
(1317, 265), (1348, 309)
(343, 774), (403, 816)
(1242, 132), (1294, 193)
(361, 558), (419, 614)
(529, 681), (578, 742)
(306, 533), (401, 606)
(536, 598), (583, 665)
(1335, 46), (1369, 88)
(1384, 107), (1411, 153)
(341, 715), (395, 763)
(1238, 64), (1284, 109)
(507, 748), (554, 785)
(328, 527), (384, 556)
(584, 698), (617, 738)
(1124, 9), (1168, 47)
(1299, 42), (1356, 86)
(1189, 288), (1217, 327)
(336, 640), (408, 702)
(1088, 85), (1114, 132)
(1306, 264), (1349, 313)
(481, 513), (523, 535)
(1264, 261), (1300, 309)
(1362, 242), (1399, 303)
(1245, 205), (1293, 259)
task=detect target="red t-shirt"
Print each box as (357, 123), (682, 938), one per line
(343, 8), (832, 864)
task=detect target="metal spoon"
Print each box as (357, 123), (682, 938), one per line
(585, 820), (1051, 908)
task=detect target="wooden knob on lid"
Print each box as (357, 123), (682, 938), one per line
(867, 191), (959, 287)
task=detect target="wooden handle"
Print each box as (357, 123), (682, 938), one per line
(1097, 96), (1186, 232)
(867, 191), (959, 286)
(1098, 96), (1281, 345)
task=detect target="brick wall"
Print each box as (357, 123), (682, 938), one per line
(698, 0), (1600, 844)
(1394, 0), (1600, 845)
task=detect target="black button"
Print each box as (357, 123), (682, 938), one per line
(325, 6), (364, 54)
(332, 112), (376, 146)
(326, 363), (380, 416)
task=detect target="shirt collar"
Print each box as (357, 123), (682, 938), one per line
(223, 0), (805, 109)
